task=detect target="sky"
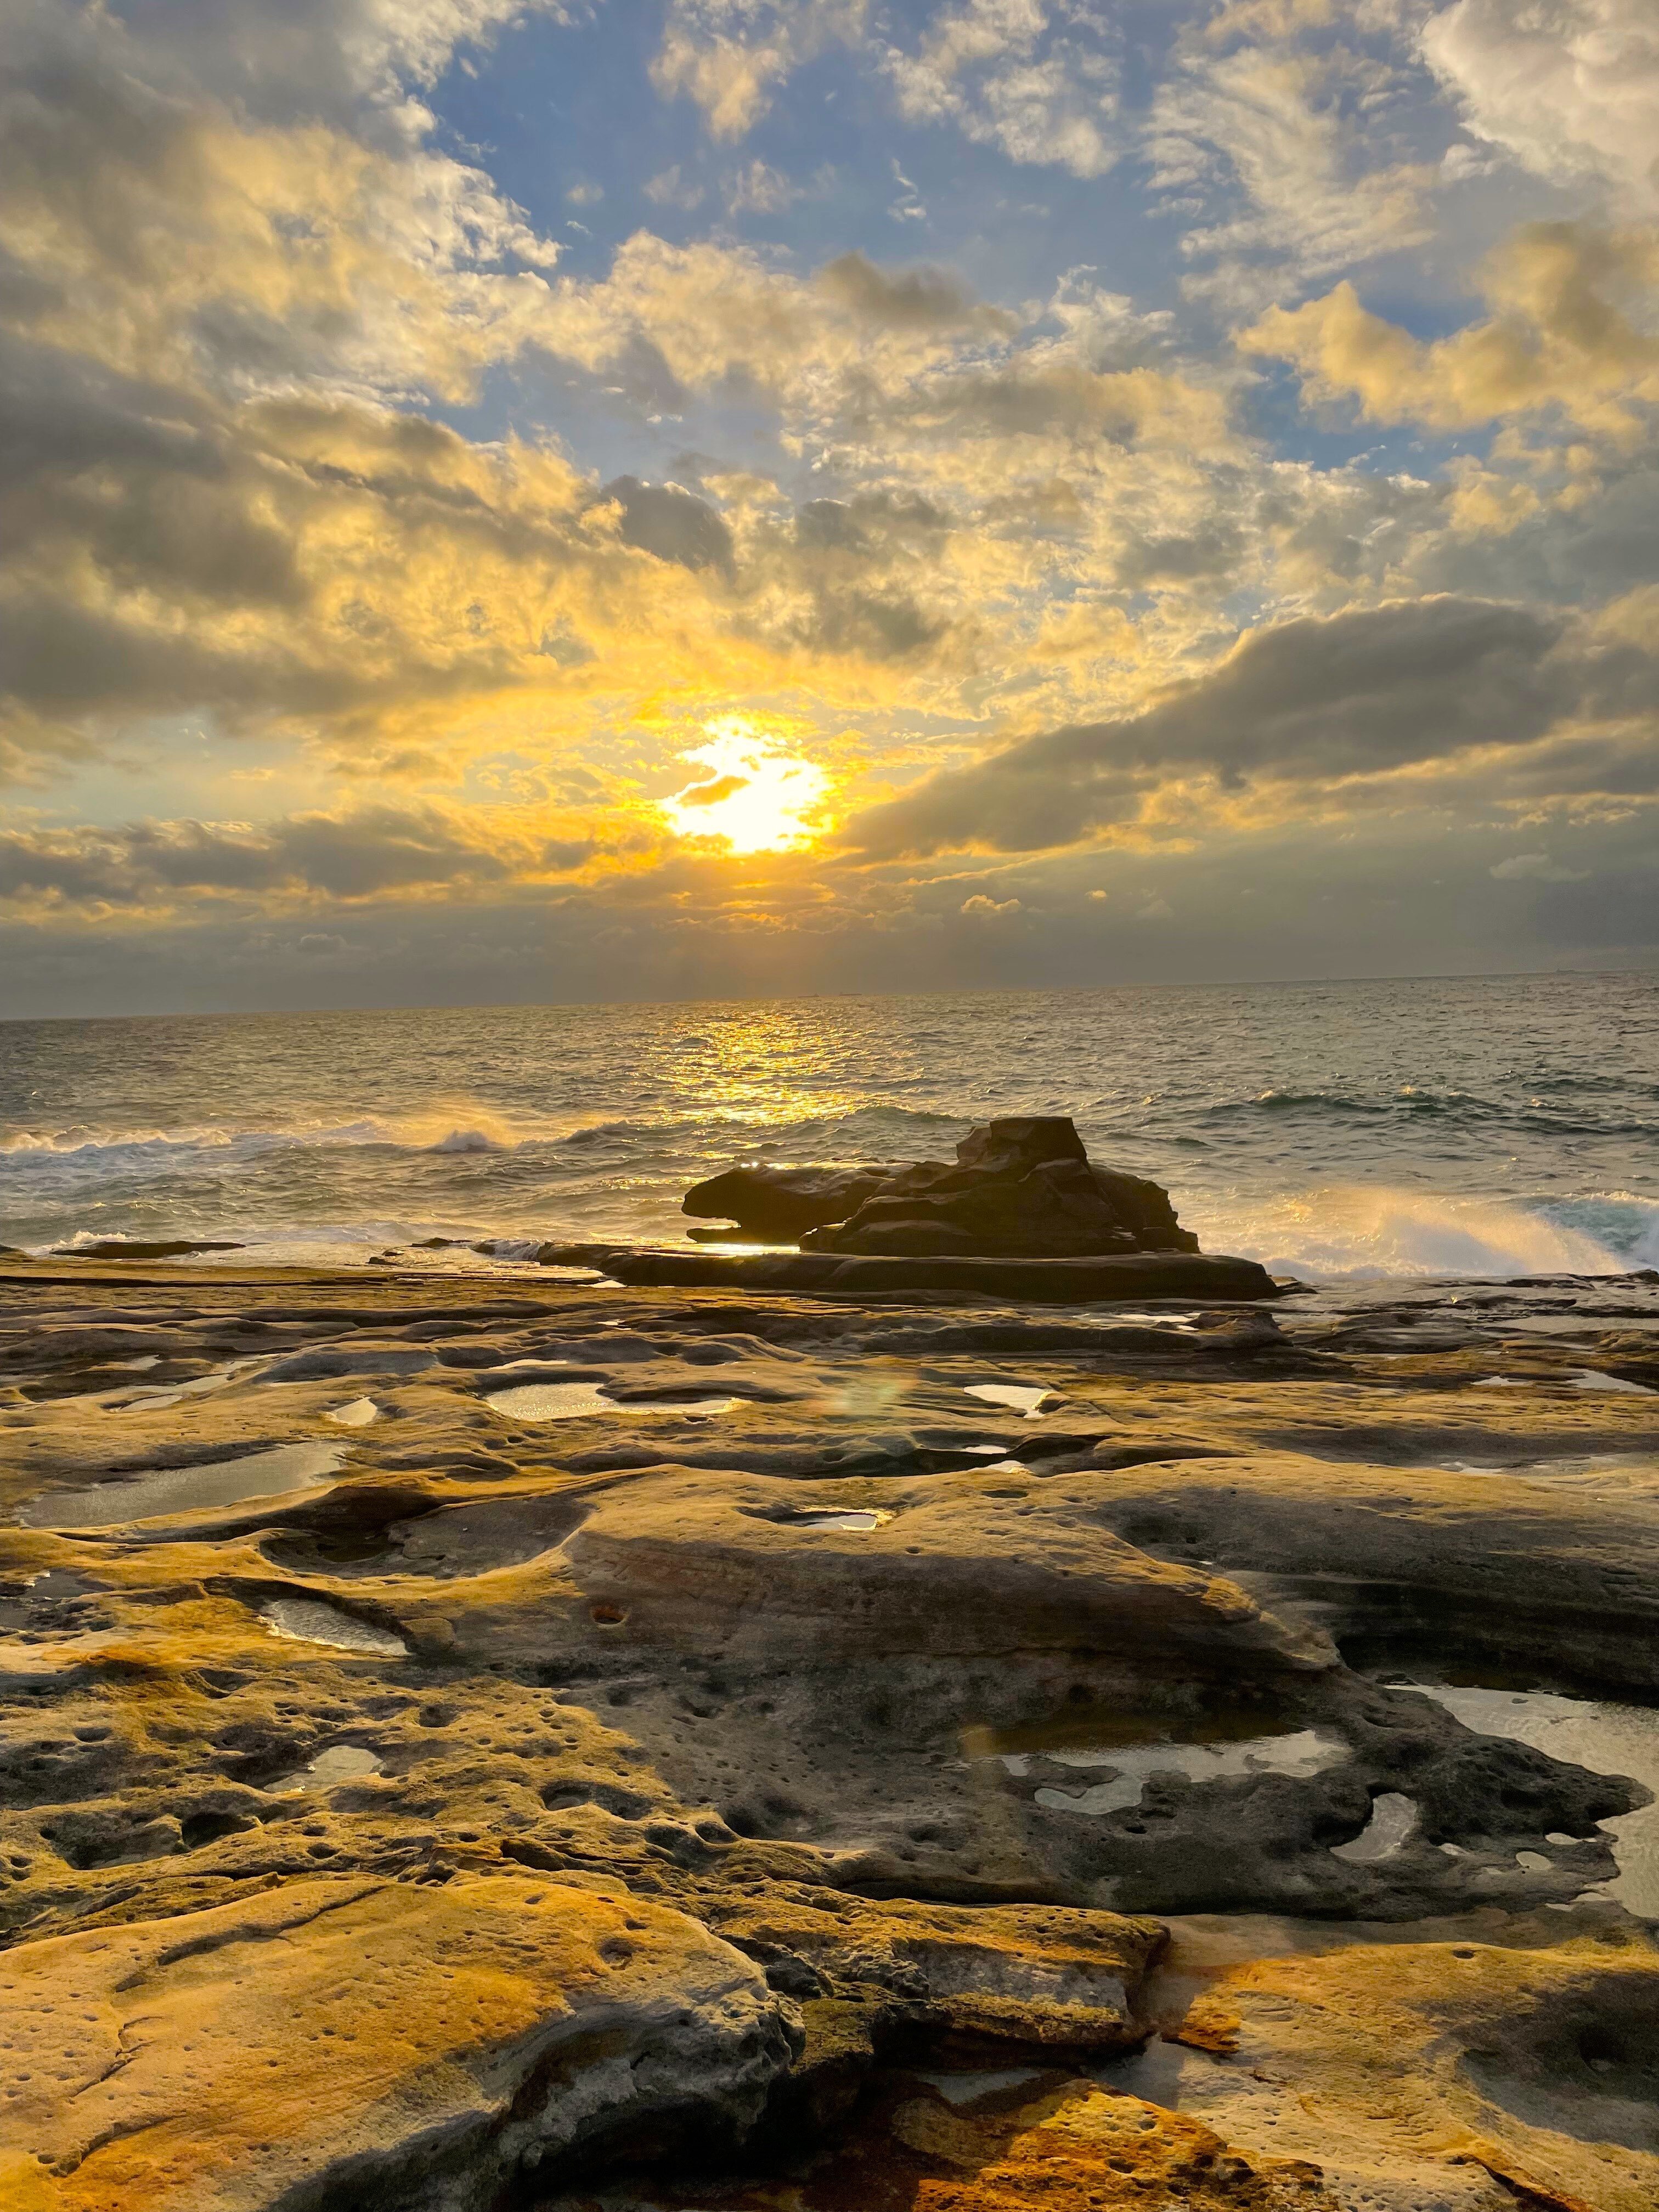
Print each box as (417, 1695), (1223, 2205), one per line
(1, 0), (1657, 1015)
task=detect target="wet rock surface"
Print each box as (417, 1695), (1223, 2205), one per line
(688, 1119), (1203, 1261)
(1, 1254), (1657, 2209)
(683, 1165), (896, 1242)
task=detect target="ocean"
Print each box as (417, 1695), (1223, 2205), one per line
(2, 973), (1656, 1281)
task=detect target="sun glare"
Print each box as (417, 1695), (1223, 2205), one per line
(662, 719), (830, 854)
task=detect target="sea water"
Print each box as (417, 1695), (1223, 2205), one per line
(2, 974), (1655, 1280)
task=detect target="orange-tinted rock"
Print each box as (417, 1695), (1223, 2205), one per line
(0, 1874), (797, 2212)
(705, 1889), (1166, 2047)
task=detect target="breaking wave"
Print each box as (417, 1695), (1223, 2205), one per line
(1196, 1187), (1659, 1283)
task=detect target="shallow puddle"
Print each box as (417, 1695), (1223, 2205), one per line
(793, 1509), (891, 1531)
(1022, 1727), (1348, 1815)
(259, 1596), (408, 1656)
(265, 1743), (384, 1794)
(18, 1441), (347, 1528)
(1568, 1368), (1655, 1394)
(103, 1353), (270, 1413)
(1401, 1682), (1659, 1918)
(487, 1381), (613, 1419)
(0, 1568), (97, 1628)
(325, 1398), (380, 1426)
(915, 2068), (1046, 2107)
(484, 1382), (738, 1421)
(963, 1382), (1056, 1418)
(1330, 1790), (1418, 1863)
(1446, 1453), (1659, 1497)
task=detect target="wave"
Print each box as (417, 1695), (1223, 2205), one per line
(1204, 1086), (1503, 1121)
(1190, 1087), (1657, 1141)
(426, 1128), (509, 1154)
(0, 1109), (538, 1169)
(1195, 1184), (1659, 1282)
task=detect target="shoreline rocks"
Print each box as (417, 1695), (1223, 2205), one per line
(3, 1259), (1658, 2210)
(686, 1118), (1203, 1261)
(808, 1118), (1200, 1259)
(567, 1246), (1278, 1302)
(683, 1164), (897, 1242)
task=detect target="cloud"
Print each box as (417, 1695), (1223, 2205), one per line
(644, 165), (705, 210)
(883, 0), (1124, 179)
(725, 160), (799, 216)
(1243, 222), (1659, 436)
(0, 799), (603, 914)
(651, 1), (867, 139)
(1149, 23), (1434, 293)
(1, 1), (564, 411)
(78, 0), (575, 128)
(1423, 0), (1659, 211)
(814, 251), (1006, 334)
(652, 0), (1123, 178)
(596, 477), (736, 576)
(840, 596), (1656, 858)
(1489, 851), (1590, 881)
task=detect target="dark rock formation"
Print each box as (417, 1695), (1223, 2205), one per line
(683, 1164), (894, 1242)
(802, 1116), (1199, 1259)
(592, 1248), (1276, 1302)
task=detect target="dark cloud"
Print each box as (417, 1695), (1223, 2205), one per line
(1114, 524), (1246, 588)
(94, 0), (542, 134)
(597, 476), (735, 577)
(842, 598), (1623, 859)
(816, 252), (1008, 332)
(0, 802), (600, 910)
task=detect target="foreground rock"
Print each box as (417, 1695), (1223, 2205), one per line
(706, 1891), (1164, 2048)
(1162, 1922), (1659, 2212)
(0, 1874), (798, 2212)
(567, 1923), (1659, 2211)
(3, 1257), (1658, 2210)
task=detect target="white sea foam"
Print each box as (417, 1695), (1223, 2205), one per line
(1192, 1185), (1657, 1282)
(428, 1128), (507, 1153)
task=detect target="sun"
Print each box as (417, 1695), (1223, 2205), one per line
(662, 718), (831, 854)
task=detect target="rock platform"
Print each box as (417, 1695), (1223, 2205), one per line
(2, 1252), (1657, 2210)
(546, 1245), (1278, 1302)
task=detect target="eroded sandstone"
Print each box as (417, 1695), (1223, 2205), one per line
(1, 1255), (1657, 2208)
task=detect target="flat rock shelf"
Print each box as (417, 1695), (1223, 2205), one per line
(1, 1251), (1657, 2212)
(548, 1246), (1279, 1302)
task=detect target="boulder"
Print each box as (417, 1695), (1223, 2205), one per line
(704, 1891), (1165, 2049)
(683, 1164), (893, 1242)
(0, 1874), (798, 2212)
(802, 1117), (1199, 1259)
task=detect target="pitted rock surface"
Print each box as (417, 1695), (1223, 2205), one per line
(2, 1255), (1657, 2209)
